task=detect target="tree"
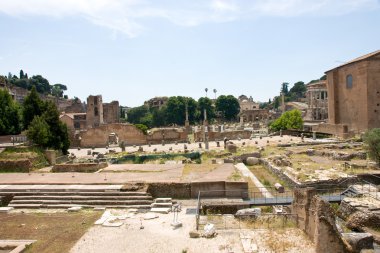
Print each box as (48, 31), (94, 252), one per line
(198, 97), (215, 122)
(22, 86), (45, 129)
(281, 82), (289, 95)
(29, 75), (51, 94)
(363, 128), (380, 165)
(215, 95), (240, 121)
(44, 101), (70, 153)
(26, 116), (50, 147)
(289, 81), (306, 98)
(0, 89), (21, 135)
(164, 96), (198, 125)
(270, 109), (303, 131)
(127, 105), (150, 124)
(27, 101), (70, 154)
(20, 69), (24, 79)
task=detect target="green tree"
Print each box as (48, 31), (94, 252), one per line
(215, 95), (240, 121)
(29, 75), (51, 94)
(198, 97), (215, 122)
(164, 96), (198, 125)
(363, 128), (380, 166)
(0, 89), (21, 135)
(26, 116), (50, 147)
(135, 124), (148, 135)
(20, 69), (24, 79)
(270, 109), (303, 131)
(289, 81), (306, 98)
(51, 83), (67, 98)
(127, 105), (150, 124)
(152, 107), (167, 127)
(43, 101), (70, 154)
(22, 86), (45, 129)
(281, 82), (289, 95)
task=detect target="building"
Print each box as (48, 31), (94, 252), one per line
(238, 95), (260, 111)
(144, 97), (168, 110)
(85, 95), (120, 128)
(305, 81), (328, 121)
(314, 50), (380, 138)
(103, 101), (120, 124)
(60, 113), (87, 130)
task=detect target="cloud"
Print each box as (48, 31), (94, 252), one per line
(0, 0), (378, 37)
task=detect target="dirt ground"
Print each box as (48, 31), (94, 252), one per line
(70, 207), (315, 253)
(0, 211), (101, 253)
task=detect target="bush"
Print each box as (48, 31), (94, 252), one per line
(363, 128), (380, 165)
(134, 124), (148, 135)
(270, 109), (303, 131)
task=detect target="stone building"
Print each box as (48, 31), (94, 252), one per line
(59, 113), (87, 130)
(306, 81), (328, 121)
(238, 95), (259, 111)
(238, 95), (272, 123)
(103, 101), (120, 124)
(86, 95), (120, 128)
(144, 97), (168, 110)
(314, 50), (380, 138)
(86, 95), (104, 128)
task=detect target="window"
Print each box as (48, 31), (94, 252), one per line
(346, 74), (353, 89)
(94, 107), (98, 116)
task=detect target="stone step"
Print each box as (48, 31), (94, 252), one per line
(151, 203), (172, 208)
(12, 195), (153, 201)
(0, 187), (123, 193)
(150, 207), (171, 214)
(10, 199), (153, 205)
(8, 203), (152, 209)
(0, 191), (151, 197)
(154, 198), (172, 203)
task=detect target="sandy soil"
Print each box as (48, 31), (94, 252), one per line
(70, 207), (315, 253)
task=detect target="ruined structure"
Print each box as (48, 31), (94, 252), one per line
(238, 95), (271, 123)
(306, 80), (328, 121)
(144, 96), (168, 110)
(60, 113), (87, 130)
(85, 95), (120, 128)
(314, 50), (380, 138)
(77, 123), (187, 147)
(292, 188), (350, 253)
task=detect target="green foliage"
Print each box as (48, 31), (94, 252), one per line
(51, 84), (67, 98)
(22, 86), (46, 129)
(0, 89), (21, 135)
(269, 109), (303, 131)
(26, 116), (50, 147)
(281, 82), (289, 95)
(197, 97), (215, 122)
(363, 128), (380, 165)
(289, 81), (306, 98)
(26, 101), (70, 154)
(127, 105), (150, 124)
(215, 95), (240, 121)
(135, 124), (148, 135)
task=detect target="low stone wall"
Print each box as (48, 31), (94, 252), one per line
(146, 181), (248, 199)
(260, 158), (299, 187)
(201, 203), (250, 214)
(0, 159), (32, 172)
(261, 158), (359, 189)
(194, 130), (251, 142)
(52, 162), (108, 173)
(147, 183), (191, 199)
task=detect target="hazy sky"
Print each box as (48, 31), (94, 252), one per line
(0, 0), (379, 106)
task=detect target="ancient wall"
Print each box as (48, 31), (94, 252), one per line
(312, 123), (351, 139)
(60, 114), (74, 129)
(64, 101), (86, 113)
(52, 162), (107, 173)
(80, 123), (147, 147)
(194, 129), (251, 142)
(147, 128), (187, 144)
(292, 188), (350, 253)
(86, 95), (104, 128)
(103, 101), (120, 124)
(0, 159), (32, 172)
(367, 56), (380, 129)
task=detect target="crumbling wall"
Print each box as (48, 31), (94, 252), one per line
(0, 159), (32, 172)
(52, 162), (107, 172)
(292, 188), (350, 253)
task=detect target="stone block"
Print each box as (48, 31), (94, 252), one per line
(246, 157), (259, 166)
(342, 233), (374, 253)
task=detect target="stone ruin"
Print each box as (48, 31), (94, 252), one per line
(292, 188), (374, 253)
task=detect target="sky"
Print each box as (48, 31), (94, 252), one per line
(0, 0), (379, 107)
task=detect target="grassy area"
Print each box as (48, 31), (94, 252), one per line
(0, 146), (49, 172)
(181, 164), (217, 180)
(0, 211), (101, 253)
(248, 165), (291, 194)
(227, 169), (243, 181)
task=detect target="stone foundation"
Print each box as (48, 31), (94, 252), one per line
(52, 162), (108, 173)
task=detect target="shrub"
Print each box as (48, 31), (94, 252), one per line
(363, 128), (380, 166)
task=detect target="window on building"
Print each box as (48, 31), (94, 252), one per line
(94, 107), (98, 116)
(346, 74), (353, 89)
(74, 122), (80, 129)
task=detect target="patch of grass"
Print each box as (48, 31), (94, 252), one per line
(0, 210), (101, 253)
(0, 146), (49, 172)
(248, 165), (291, 194)
(228, 169), (242, 181)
